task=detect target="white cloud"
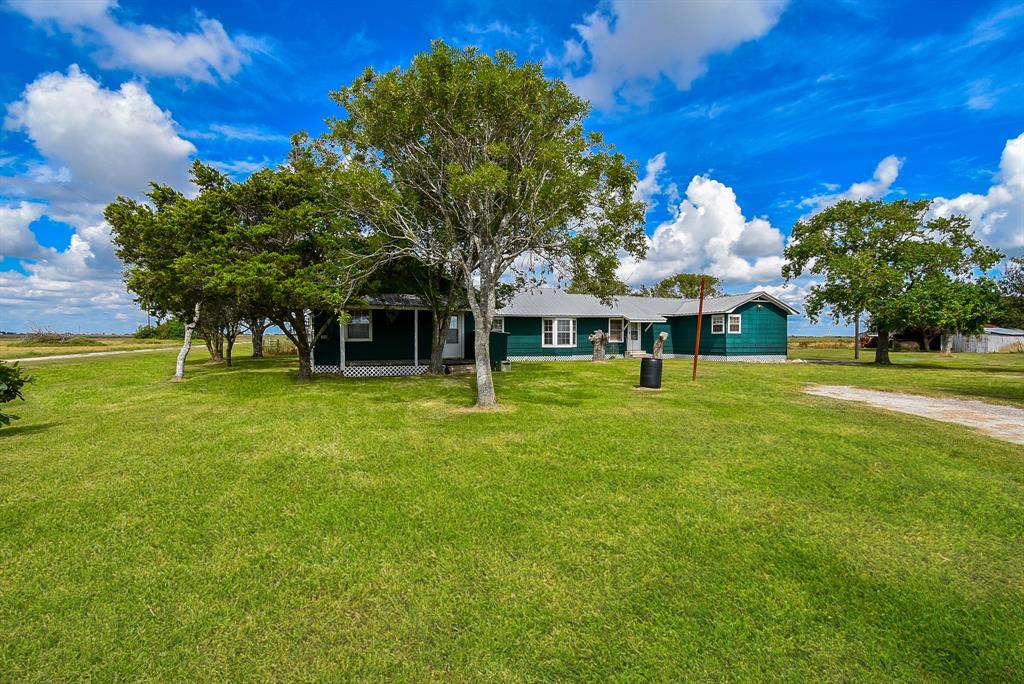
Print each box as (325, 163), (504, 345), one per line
(554, 0), (787, 109)
(208, 123), (289, 142)
(0, 201), (49, 260)
(5, 65), (196, 203)
(619, 174), (786, 285)
(929, 132), (1024, 252)
(7, 0), (261, 84)
(634, 152), (667, 206)
(1, 66), (196, 332)
(798, 154), (903, 213)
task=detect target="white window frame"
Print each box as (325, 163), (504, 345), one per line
(346, 309), (373, 342)
(492, 317), (505, 333)
(608, 318), (624, 343)
(542, 317), (577, 348)
(711, 314), (725, 334)
(728, 313), (742, 334)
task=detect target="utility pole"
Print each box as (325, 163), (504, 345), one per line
(853, 312), (860, 360)
(691, 276), (706, 381)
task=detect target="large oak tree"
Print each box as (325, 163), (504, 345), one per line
(327, 41), (647, 406)
(783, 199), (1002, 364)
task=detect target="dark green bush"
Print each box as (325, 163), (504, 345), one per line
(0, 360), (30, 428)
(135, 319), (186, 340)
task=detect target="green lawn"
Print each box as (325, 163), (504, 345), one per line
(2, 350), (1023, 680)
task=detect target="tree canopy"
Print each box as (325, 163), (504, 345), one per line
(783, 199), (1002, 363)
(326, 40), (647, 405)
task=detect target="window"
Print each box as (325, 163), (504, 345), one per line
(711, 314), (725, 334)
(608, 318), (624, 343)
(346, 310), (372, 341)
(492, 317), (505, 333)
(446, 315), (460, 344)
(728, 314), (742, 334)
(542, 318), (576, 347)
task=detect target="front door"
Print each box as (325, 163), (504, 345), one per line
(627, 322), (642, 353)
(443, 314), (464, 358)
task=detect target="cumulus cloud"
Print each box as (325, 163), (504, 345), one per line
(0, 202), (48, 260)
(929, 132), (1024, 252)
(7, 0), (261, 83)
(619, 174), (786, 285)
(1, 66), (196, 331)
(799, 154), (903, 213)
(553, 0), (787, 109)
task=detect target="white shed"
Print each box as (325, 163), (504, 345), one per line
(949, 327), (1024, 353)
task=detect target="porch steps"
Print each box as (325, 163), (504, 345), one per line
(445, 362), (477, 375)
(626, 351), (650, 359)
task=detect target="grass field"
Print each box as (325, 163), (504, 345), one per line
(0, 335), (175, 360)
(2, 348), (1023, 680)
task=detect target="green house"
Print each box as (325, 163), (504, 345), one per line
(494, 289), (797, 362)
(311, 290), (797, 376)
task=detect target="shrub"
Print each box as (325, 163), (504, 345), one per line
(134, 319), (186, 340)
(0, 360), (30, 429)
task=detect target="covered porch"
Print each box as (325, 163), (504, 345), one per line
(311, 298), (476, 377)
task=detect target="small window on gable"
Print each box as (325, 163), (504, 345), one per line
(492, 317), (505, 333)
(346, 310), (372, 341)
(711, 314), (725, 334)
(608, 318), (624, 343)
(728, 314), (742, 334)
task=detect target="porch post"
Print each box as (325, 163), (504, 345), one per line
(338, 311), (346, 375)
(413, 309), (419, 367)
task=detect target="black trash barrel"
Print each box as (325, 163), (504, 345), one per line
(639, 357), (663, 389)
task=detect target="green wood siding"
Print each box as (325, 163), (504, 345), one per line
(670, 315), (727, 356)
(665, 301), (789, 357)
(725, 301), (789, 356)
(641, 322), (674, 355)
(504, 316), (627, 357)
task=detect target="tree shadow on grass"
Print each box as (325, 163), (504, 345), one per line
(0, 421), (59, 438)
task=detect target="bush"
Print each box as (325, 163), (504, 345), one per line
(0, 360), (30, 428)
(135, 319), (186, 340)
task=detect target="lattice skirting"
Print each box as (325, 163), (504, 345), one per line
(507, 354), (594, 362)
(312, 364), (428, 377)
(662, 353), (788, 363)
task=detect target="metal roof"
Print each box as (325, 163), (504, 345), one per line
(496, 288), (798, 320)
(983, 326), (1024, 336)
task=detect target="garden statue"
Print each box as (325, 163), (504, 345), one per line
(652, 331), (669, 359)
(588, 329), (608, 361)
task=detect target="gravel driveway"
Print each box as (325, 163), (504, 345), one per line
(805, 385), (1024, 445)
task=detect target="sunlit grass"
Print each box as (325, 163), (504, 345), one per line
(2, 349), (1022, 680)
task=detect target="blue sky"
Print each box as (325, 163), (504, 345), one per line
(1, 0), (1022, 334)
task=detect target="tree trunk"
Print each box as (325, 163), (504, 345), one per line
(874, 328), (892, 365)
(472, 325), (496, 407)
(174, 303), (200, 381)
(853, 315), (860, 360)
(922, 333), (934, 353)
(429, 315), (447, 374)
(203, 328), (224, 363)
(225, 337), (234, 367)
(250, 317), (267, 358)
(940, 332), (954, 356)
(466, 280), (497, 408)
(296, 342), (312, 381)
